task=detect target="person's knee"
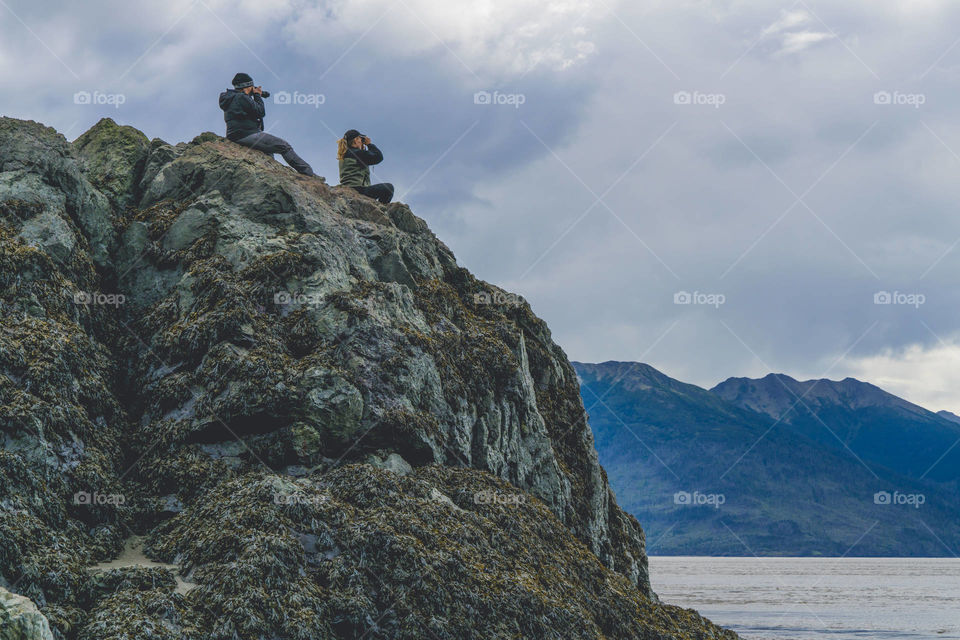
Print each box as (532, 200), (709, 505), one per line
(236, 135), (271, 154)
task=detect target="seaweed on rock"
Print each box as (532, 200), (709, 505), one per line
(0, 116), (738, 639)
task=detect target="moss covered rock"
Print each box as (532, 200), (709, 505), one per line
(111, 133), (651, 592)
(0, 116), (739, 639)
(73, 118), (150, 212)
(147, 465), (737, 639)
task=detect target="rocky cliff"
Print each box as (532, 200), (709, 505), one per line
(0, 116), (736, 639)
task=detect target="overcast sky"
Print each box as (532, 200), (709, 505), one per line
(3, 0), (960, 412)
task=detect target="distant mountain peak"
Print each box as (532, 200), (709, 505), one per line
(938, 410), (960, 425)
(572, 360), (702, 397)
(711, 372), (921, 419)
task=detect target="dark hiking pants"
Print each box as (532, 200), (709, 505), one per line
(355, 183), (394, 204)
(235, 132), (315, 176)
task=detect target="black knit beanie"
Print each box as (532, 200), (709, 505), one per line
(232, 72), (254, 89)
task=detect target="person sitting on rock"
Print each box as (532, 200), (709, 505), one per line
(219, 72), (315, 176)
(338, 129), (394, 204)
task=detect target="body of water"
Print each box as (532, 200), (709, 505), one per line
(649, 556), (960, 640)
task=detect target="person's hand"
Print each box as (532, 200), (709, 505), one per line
(253, 86), (263, 95)
(362, 136), (371, 145)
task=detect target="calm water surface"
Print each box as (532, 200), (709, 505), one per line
(649, 556), (960, 640)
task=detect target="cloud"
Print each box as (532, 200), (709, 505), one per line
(837, 338), (960, 413)
(760, 9), (835, 56)
(5, 0), (960, 414)
(761, 9), (814, 36)
(777, 30), (835, 56)
(283, 0), (609, 76)
(428, 0), (960, 414)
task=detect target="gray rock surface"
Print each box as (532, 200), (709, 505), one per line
(105, 126), (650, 590)
(0, 116), (738, 639)
(0, 119), (114, 267)
(0, 588), (54, 640)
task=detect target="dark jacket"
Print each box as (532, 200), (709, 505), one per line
(218, 89), (265, 141)
(339, 144), (384, 187)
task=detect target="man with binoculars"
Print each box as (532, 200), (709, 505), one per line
(219, 72), (315, 176)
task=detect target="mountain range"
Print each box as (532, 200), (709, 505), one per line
(574, 361), (960, 556)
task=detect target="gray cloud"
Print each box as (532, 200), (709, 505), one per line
(3, 0), (960, 411)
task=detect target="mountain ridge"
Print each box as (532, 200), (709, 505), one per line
(711, 372), (933, 418)
(573, 360), (960, 557)
(712, 370), (960, 483)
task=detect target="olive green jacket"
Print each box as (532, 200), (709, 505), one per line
(339, 143), (384, 187)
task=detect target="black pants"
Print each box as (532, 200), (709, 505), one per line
(235, 132), (315, 176)
(355, 183), (394, 204)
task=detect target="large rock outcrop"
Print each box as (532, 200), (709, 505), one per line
(0, 116), (738, 639)
(0, 588), (54, 640)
